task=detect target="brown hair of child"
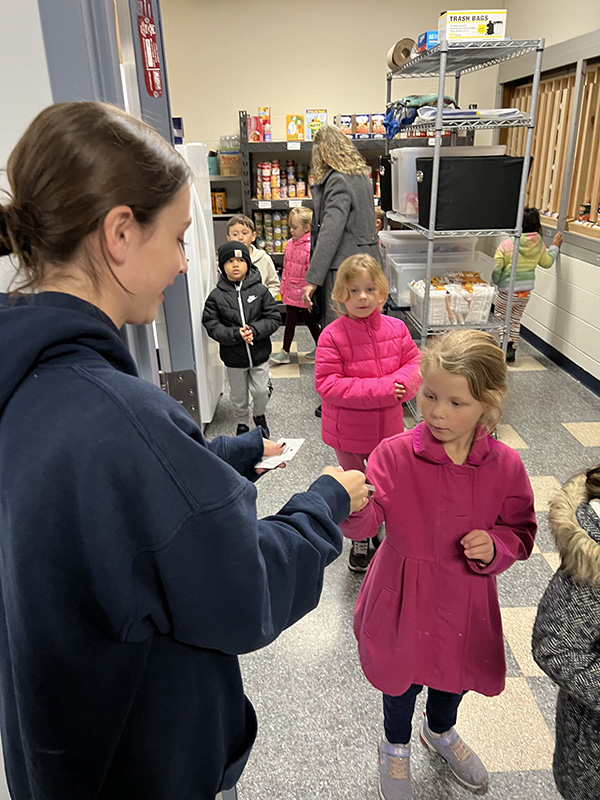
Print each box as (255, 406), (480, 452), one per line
(226, 214), (255, 233)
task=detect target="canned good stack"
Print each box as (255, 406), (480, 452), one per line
(211, 190), (227, 215)
(254, 211), (289, 254)
(255, 159), (314, 200)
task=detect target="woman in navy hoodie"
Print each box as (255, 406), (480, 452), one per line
(0, 102), (367, 800)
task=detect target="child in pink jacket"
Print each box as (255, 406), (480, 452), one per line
(342, 329), (536, 800)
(270, 206), (321, 365)
(315, 254), (421, 572)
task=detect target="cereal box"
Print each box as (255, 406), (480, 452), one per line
(305, 109), (327, 141)
(336, 114), (354, 138)
(286, 115), (305, 141)
(371, 113), (386, 139)
(355, 113), (371, 139)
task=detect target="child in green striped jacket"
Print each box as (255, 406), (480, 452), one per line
(492, 207), (562, 363)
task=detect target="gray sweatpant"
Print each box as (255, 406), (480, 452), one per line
(226, 361), (270, 424)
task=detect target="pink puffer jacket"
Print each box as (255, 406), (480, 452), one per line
(280, 232), (311, 307)
(315, 310), (421, 453)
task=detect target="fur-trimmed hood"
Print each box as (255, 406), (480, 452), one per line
(549, 472), (600, 586)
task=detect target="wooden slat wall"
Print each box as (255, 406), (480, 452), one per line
(504, 65), (600, 227)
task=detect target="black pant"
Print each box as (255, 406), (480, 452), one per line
(383, 684), (465, 745)
(282, 305), (321, 352)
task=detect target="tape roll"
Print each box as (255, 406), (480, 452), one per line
(386, 38), (416, 71)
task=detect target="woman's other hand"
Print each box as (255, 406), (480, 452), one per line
(302, 282), (317, 311)
(321, 466), (368, 513)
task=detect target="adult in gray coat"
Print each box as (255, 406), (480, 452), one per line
(532, 464), (600, 800)
(302, 125), (381, 328)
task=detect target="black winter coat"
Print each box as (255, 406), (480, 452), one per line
(532, 473), (600, 800)
(202, 267), (281, 368)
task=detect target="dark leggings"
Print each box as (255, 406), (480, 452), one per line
(383, 684), (465, 745)
(282, 305), (321, 352)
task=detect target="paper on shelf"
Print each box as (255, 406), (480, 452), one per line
(255, 438), (305, 470)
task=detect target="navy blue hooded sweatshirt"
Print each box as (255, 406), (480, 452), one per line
(0, 291), (347, 799)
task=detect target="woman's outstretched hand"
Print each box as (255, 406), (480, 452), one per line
(321, 466), (369, 514)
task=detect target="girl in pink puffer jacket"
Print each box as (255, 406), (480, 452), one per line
(315, 254), (421, 572)
(270, 207), (321, 365)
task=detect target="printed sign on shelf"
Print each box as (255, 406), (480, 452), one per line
(137, 0), (163, 98)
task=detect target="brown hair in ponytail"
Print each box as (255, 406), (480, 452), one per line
(1, 101), (190, 292)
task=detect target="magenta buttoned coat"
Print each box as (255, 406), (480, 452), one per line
(342, 422), (536, 697)
(315, 310), (421, 454)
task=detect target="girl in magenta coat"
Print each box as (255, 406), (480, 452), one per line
(342, 329), (536, 800)
(270, 206), (321, 366)
(314, 254), (421, 572)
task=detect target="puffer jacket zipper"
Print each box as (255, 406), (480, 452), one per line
(236, 284), (254, 367)
(365, 315), (383, 441)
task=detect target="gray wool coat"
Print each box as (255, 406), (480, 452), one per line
(305, 170), (381, 327)
(532, 473), (600, 800)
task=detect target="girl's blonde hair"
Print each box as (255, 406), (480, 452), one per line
(312, 125), (370, 183)
(332, 254), (389, 315)
(287, 206), (313, 228)
(420, 330), (507, 433)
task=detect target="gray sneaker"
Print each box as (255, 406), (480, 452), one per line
(304, 348), (316, 360)
(378, 739), (412, 800)
(270, 350), (290, 365)
(420, 714), (489, 792)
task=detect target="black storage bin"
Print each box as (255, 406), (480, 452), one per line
(416, 156), (528, 231)
(379, 154), (393, 212)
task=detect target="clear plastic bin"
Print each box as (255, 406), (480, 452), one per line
(390, 145), (506, 219)
(379, 230), (477, 263)
(387, 251), (495, 307)
(409, 280), (496, 326)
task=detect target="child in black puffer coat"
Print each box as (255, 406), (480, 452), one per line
(203, 241), (281, 437)
(532, 464), (600, 800)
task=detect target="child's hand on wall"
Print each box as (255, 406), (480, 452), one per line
(460, 529), (495, 566)
(552, 232), (563, 248)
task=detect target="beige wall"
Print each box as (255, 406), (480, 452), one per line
(161, 1), (508, 149)
(161, 2), (600, 150)
(504, 0), (600, 46)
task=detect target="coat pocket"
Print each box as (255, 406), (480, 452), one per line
(362, 585), (400, 643)
(355, 233), (379, 247)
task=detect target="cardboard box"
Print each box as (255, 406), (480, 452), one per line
(438, 9), (507, 41)
(286, 115), (304, 141)
(305, 109), (327, 141)
(371, 113), (386, 139)
(336, 114), (354, 138)
(355, 113), (371, 139)
(417, 31), (438, 51)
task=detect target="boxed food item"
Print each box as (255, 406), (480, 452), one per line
(355, 113), (371, 139)
(371, 113), (386, 139)
(438, 9), (507, 41)
(248, 116), (263, 142)
(336, 114), (354, 138)
(258, 107), (272, 141)
(417, 31), (439, 51)
(305, 109), (327, 141)
(286, 115), (304, 141)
